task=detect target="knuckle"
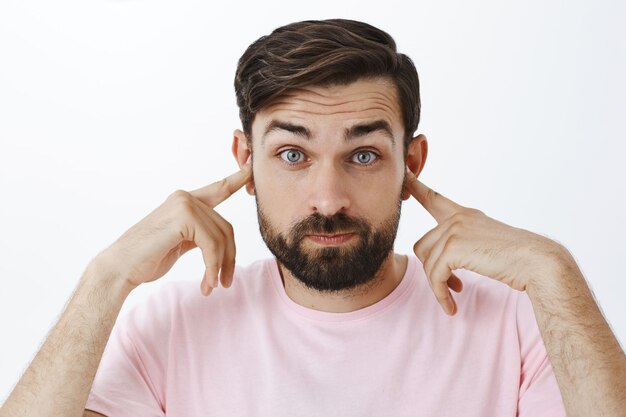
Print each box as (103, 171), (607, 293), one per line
(178, 200), (198, 217)
(423, 257), (434, 277)
(432, 283), (448, 301)
(450, 211), (466, 222)
(168, 190), (196, 214)
(169, 189), (191, 201)
(203, 244), (223, 263)
(435, 291), (448, 303)
(413, 240), (424, 258)
(212, 222), (228, 241)
(425, 188), (439, 204)
(224, 220), (234, 236)
(219, 219), (231, 236)
(447, 221), (463, 234)
(205, 238), (221, 254)
(439, 242), (456, 262)
(444, 234), (460, 250)
(196, 234), (217, 255)
(214, 178), (230, 195)
(205, 260), (220, 272)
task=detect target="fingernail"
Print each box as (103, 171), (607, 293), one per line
(245, 155), (251, 165)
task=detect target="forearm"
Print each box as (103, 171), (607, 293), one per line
(0, 256), (136, 417)
(527, 249), (626, 417)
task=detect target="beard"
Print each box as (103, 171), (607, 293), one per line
(255, 186), (404, 293)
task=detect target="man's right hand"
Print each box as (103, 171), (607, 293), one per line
(98, 161), (252, 296)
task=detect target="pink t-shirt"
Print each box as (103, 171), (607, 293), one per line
(85, 255), (566, 416)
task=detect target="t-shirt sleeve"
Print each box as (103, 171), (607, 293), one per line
(85, 289), (171, 417)
(515, 291), (567, 417)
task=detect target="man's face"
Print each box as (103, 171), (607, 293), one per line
(249, 78), (408, 293)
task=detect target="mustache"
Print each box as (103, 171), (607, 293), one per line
(289, 212), (370, 241)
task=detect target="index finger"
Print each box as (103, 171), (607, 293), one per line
(404, 166), (464, 224)
(190, 163), (252, 208)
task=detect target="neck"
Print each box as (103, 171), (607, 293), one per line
(277, 252), (408, 313)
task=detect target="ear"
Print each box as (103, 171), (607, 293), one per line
(402, 134), (428, 200)
(231, 129), (255, 196)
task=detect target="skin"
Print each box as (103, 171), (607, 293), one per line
(0, 166), (253, 417)
(232, 77), (428, 312)
(404, 173), (626, 416)
(1, 77), (623, 417)
(230, 76), (626, 416)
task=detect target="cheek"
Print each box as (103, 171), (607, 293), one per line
(253, 168), (300, 227)
(254, 165), (296, 200)
(360, 185), (402, 222)
(356, 175), (404, 223)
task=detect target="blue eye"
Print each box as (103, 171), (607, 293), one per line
(352, 151), (378, 165)
(279, 149), (304, 164)
(278, 149), (379, 166)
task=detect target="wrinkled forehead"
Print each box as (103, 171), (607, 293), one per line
(251, 77), (404, 138)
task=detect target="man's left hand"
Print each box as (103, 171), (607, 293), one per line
(405, 167), (573, 316)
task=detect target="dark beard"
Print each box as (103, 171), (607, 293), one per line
(255, 193), (402, 293)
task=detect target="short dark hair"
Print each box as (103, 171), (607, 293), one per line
(234, 19), (421, 153)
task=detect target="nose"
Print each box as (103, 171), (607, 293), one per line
(307, 162), (351, 216)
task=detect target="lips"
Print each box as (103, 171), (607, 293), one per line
(309, 233), (351, 237)
(306, 232), (355, 245)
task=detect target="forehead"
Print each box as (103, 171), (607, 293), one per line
(252, 77), (403, 136)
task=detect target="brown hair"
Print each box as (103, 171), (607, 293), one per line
(234, 19), (421, 154)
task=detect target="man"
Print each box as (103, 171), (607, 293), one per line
(1, 19), (624, 417)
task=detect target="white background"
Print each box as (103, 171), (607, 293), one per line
(1, 0), (624, 402)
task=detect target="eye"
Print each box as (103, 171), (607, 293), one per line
(351, 150), (378, 165)
(279, 149), (304, 164)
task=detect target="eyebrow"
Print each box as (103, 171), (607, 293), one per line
(262, 119), (396, 146)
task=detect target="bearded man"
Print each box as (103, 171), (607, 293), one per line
(2, 19), (624, 417)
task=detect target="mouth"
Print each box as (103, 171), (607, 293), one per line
(306, 232), (356, 246)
